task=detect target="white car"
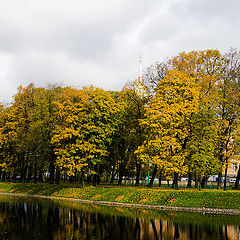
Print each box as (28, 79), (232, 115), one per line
(145, 177), (158, 181)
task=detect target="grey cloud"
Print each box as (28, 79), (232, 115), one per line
(0, 0), (156, 57)
(0, 0), (240, 104)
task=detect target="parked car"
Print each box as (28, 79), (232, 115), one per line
(230, 178), (236, 183)
(180, 178), (188, 181)
(145, 177), (158, 181)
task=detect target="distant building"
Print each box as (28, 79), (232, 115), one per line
(208, 159), (239, 182)
(222, 158), (239, 182)
(224, 159), (239, 178)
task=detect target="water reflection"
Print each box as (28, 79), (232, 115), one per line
(0, 196), (239, 239)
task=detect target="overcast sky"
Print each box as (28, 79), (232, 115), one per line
(0, 0), (239, 103)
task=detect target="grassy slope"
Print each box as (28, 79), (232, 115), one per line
(0, 182), (239, 210)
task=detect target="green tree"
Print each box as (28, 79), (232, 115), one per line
(110, 81), (148, 186)
(216, 49), (240, 189)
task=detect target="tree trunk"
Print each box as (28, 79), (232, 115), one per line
(49, 161), (55, 184)
(69, 175), (75, 183)
(217, 172), (222, 189)
(6, 172), (10, 181)
(96, 165), (104, 184)
(92, 174), (97, 186)
(110, 165), (115, 183)
(234, 165), (240, 189)
(195, 178), (198, 188)
(87, 169), (91, 182)
(96, 174), (101, 185)
(224, 164), (228, 191)
(49, 149), (56, 184)
(81, 170), (85, 188)
(105, 173), (109, 183)
(27, 165), (33, 182)
(34, 155), (38, 184)
(187, 171), (192, 188)
(118, 163), (125, 185)
(38, 169), (44, 182)
(201, 176), (207, 189)
(20, 153), (26, 182)
(74, 170), (77, 182)
(172, 172), (178, 189)
(12, 170), (17, 183)
(148, 165), (157, 187)
(21, 164), (27, 183)
(2, 172), (6, 181)
(118, 171), (124, 185)
(55, 166), (60, 184)
(158, 170), (162, 187)
(135, 163), (141, 186)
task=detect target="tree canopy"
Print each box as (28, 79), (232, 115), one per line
(1, 48), (240, 189)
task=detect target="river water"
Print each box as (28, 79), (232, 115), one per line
(0, 196), (239, 239)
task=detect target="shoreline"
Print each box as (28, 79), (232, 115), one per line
(0, 192), (240, 216)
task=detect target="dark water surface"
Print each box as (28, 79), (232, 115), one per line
(0, 196), (239, 240)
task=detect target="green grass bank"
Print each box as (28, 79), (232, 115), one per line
(0, 182), (240, 210)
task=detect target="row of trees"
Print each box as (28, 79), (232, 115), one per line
(1, 49), (240, 189)
(0, 83), (145, 186)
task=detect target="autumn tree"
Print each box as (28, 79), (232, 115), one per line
(136, 70), (200, 187)
(51, 86), (119, 185)
(4, 84), (36, 182)
(169, 50), (223, 187)
(0, 104), (6, 179)
(0, 84), (63, 183)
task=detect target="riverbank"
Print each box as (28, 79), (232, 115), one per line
(0, 182), (240, 214)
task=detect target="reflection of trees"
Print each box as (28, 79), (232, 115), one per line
(151, 219), (158, 239)
(189, 223), (193, 240)
(225, 225), (229, 240)
(174, 223), (180, 239)
(134, 218), (141, 240)
(160, 220), (163, 240)
(0, 200), (239, 239)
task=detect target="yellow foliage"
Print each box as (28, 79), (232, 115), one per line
(136, 70), (200, 176)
